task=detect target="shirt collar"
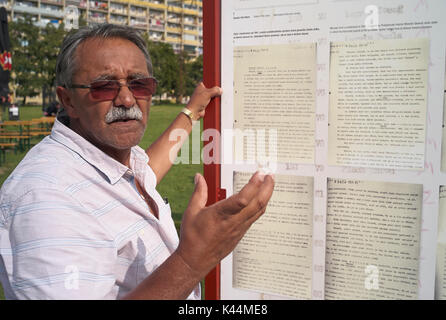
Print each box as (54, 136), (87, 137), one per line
(50, 118), (148, 185)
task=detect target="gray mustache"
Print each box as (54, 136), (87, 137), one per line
(105, 105), (143, 124)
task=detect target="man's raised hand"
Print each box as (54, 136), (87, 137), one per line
(175, 171), (275, 281)
(185, 82), (222, 120)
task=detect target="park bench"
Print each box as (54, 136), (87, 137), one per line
(0, 142), (17, 166)
(0, 117), (55, 166)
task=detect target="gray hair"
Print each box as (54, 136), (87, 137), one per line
(55, 24), (153, 88)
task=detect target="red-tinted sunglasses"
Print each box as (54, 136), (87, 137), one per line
(68, 77), (157, 101)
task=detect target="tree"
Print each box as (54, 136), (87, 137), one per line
(9, 14), (43, 105)
(173, 53), (203, 103)
(9, 15), (85, 107)
(144, 35), (179, 102)
(175, 50), (188, 103)
(185, 55), (202, 97)
(38, 22), (66, 108)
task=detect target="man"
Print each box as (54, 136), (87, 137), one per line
(44, 101), (60, 117)
(0, 24), (274, 299)
(0, 93), (10, 122)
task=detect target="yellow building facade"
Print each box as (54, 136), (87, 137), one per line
(1, 0), (203, 56)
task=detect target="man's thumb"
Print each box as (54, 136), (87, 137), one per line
(186, 173), (208, 214)
(209, 86), (223, 98)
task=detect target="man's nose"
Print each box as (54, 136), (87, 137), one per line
(114, 84), (136, 108)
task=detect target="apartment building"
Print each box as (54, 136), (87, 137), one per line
(1, 0), (203, 56)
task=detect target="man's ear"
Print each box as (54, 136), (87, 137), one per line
(56, 86), (79, 119)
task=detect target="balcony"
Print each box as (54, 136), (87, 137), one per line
(130, 17), (147, 28)
(40, 0), (63, 6)
(184, 39), (200, 46)
(150, 12), (164, 20)
(88, 11), (106, 23)
(149, 29), (163, 36)
(13, 3), (65, 18)
(144, 0), (165, 10)
(116, 0), (165, 10)
(166, 26), (181, 34)
(78, 0), (87, 8)
(149, 17), (164, 31)
(89, 16), (107, 23)
(89, 1), (108, 11)
(166, 36), (181, 44)
(167, 17), (181, 24)
(40, 4), (64, 16)
(184, 18), (197, 26)
(110, 14), (127, 25)
(110, 4), (127, 15)
(0, 0), (12, 10)
(37, 17), (61, 27)
(129, 10), (146, 18)
(184, 28), (198, 36)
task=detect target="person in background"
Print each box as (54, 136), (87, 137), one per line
(44, 101), (61, 117)
(0, 93), (11, 122)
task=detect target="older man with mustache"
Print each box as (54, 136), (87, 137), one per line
(104, 105), (143, 124)
(0, 24), (274, 300)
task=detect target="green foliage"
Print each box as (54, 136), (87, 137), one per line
(10, 15), (66, 105)
(143, 33), (203, 101)
(186, 55), (203, 96)
(144, 35), (179, 99)
(174, 53), (203, 102)
(10, 15), (43, 104)
(39, 23), (66, 106)
(175, 50), (188, 102)
(39, 23), (66, 89)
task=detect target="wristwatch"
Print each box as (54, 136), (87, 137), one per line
(181, 107), (199, 123)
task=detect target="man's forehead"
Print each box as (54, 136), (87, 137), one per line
(77, 36), (143, 54)
(92, 72), (148, 81)
(74, 37), (149, 78)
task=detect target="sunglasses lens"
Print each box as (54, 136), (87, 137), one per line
(129, 78), (157, 97)
(90, 80), (120, 100)
(87, 78), (157, 100)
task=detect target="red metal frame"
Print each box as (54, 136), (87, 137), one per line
(203, 0), (221, 300)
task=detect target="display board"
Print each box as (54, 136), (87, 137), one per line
(203, 0), (446, 300)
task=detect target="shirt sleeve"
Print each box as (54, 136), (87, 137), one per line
(2, 188), (117, 300)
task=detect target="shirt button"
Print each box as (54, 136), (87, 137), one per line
(138, 230), (145, 237)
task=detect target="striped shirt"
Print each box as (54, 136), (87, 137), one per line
(0, 118), (200, 300)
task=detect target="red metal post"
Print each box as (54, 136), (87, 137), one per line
(203, 0), (221, 300)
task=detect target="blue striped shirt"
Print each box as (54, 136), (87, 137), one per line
(0, 118), (200, 300)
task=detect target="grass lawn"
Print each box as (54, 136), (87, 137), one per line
(0, 104), (204, 299)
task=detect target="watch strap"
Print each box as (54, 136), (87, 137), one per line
(181, 107), (198, 122)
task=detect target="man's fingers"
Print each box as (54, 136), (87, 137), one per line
(208, 86), (223, 98)
(240, 175), (275, 229)
(212, 172), (264, 215)
(237, 174), (274, 223)
(213, 172), (273, 216)
(197, 81), (222, 98)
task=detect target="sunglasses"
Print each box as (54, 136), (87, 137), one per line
(68, 77), (157, 101)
